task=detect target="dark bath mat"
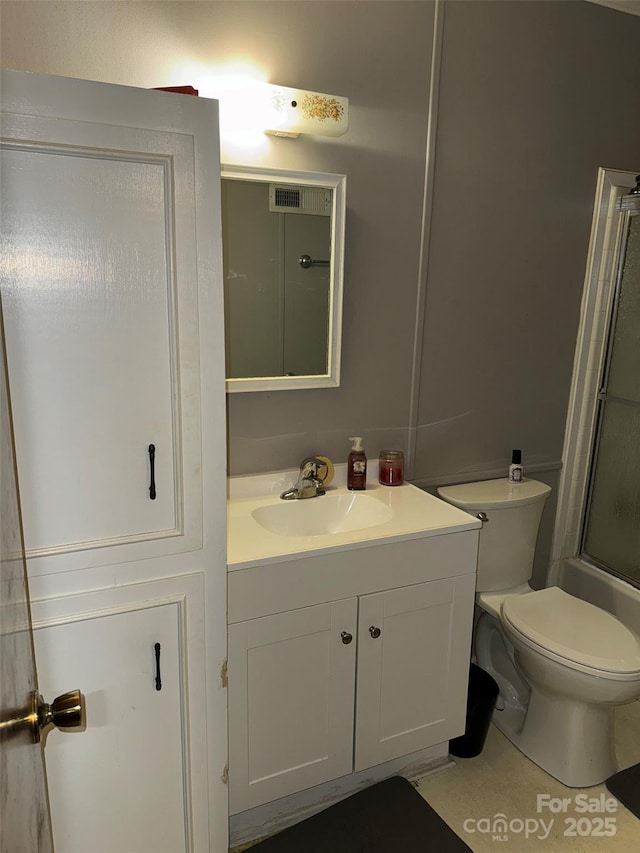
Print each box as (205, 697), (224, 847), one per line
(248, 775), (472, 852)
(606, 762), (640, 819)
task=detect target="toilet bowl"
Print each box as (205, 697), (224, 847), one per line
(477, 587), (640, 786)
(437, 478), (640, 787)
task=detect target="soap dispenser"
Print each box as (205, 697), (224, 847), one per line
(508, 448), (523, 483)
(348, 436), (367, 491)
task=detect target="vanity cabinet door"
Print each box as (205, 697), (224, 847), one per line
(32, 601), (189, 853)
(228, 598), (357, 814)
(354, 574), (475, 772)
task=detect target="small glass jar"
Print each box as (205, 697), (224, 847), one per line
(378, 450), (404, 486)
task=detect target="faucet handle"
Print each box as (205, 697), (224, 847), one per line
(300, 457), (322, 479)
(300, 456), (334, 484)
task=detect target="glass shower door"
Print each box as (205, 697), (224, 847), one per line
(582, 207), (640, 585)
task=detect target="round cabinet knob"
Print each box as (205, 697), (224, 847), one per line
(369, 626), (381, 639)
(340, 631), (353, 645)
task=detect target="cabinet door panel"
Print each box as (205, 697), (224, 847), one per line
(355, 575), (475, 771)
(1, 112), (204, 575)
(3, 147), (177, 549)
(229, 598), (357, 814)
(33, 603), (188, 853)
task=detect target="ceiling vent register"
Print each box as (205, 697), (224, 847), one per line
(269, 184), (332, 216)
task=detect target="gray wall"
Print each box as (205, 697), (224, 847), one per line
(417, 0), (640, 485)
(2, 1), (640, 582)
(0, 0), (436, 472)
(421, 0), (639, 584)
(216, 1), (437, 474)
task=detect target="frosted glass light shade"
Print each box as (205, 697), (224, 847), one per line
(263, 85), (348, 138)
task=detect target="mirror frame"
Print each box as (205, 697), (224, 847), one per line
(221, 164), (346, 393)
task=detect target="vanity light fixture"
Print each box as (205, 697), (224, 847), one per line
(263, 84), (348, 138)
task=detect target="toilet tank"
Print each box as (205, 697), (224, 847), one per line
(437, 478), (552, 592)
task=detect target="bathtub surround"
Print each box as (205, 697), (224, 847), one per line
(548, 167), (640, 647)
(551, 169), (640, 586)
(551, 557), (640, 636)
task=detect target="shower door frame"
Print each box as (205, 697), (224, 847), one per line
(550, 167), (639, 584)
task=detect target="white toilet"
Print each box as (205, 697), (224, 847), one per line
(437, 477), (640, 787)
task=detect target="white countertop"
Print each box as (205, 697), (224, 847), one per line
(227, 467), (481, 570)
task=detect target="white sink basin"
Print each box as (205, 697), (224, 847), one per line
(227, 468), (482, 569)
(252, 493), (393, 537)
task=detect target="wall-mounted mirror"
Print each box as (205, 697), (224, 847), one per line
(221, 165), (346, 392)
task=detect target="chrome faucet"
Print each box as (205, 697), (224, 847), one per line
(280, 458), (327, 500)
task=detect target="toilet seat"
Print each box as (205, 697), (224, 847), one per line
(501, 587), (640, 680)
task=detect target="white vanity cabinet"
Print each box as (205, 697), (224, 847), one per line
(227, 530), (478, 815)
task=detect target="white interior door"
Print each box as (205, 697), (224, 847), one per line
(0, 69), (229, 853)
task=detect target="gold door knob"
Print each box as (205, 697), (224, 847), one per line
(38, 689), (85, 733)
(0, 689), (85, 744)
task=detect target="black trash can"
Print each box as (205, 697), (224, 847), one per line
(449, 663), (499, 758)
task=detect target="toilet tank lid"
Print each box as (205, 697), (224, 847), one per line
(437, 478), (551, 510)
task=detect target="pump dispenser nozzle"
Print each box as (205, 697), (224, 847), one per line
(349, 436), (364, 452)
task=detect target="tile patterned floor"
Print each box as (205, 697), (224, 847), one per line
(417, 698), (640, 851)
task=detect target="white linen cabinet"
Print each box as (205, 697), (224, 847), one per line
(1, 69), (228, 853)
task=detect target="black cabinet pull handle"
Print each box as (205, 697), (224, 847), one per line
(154, 642), (162, 691)
(148, 444), (156, 500)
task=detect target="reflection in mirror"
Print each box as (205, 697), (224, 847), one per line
(221, 166), (346, 392)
